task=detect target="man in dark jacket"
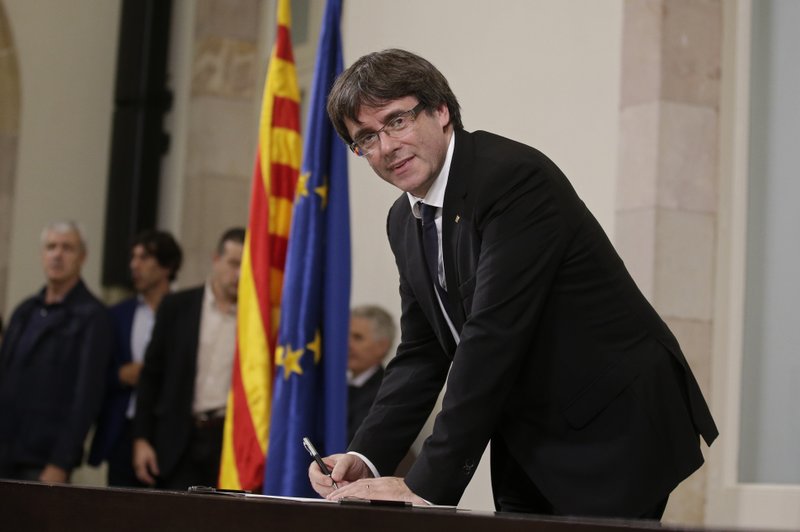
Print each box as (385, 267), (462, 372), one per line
(133, 228), (244, 490)
(347, 305), (395, 444)
(309, 49), (717, 519)
(0, 221), (111, 483)
(89, 230), (182, 486)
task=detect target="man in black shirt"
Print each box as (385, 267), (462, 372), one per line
(0, 221), (111, 483)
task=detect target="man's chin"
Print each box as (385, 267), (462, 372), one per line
(392, 175), (432, 198)
(45, 270), (64, 280)
(46, 274), (74, 285)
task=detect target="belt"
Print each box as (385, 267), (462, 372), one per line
(193, 407), (226, 429)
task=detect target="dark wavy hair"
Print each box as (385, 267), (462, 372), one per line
(327, 49), (463, 145)
(132, 230), (183, 282)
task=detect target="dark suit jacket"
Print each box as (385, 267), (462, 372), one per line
(88, 297), (138, 466)
(347, 366), (384, 445)
(349, 129), (718, 517)
(133, 286), (204, 480)
(0, 280), (111, 472)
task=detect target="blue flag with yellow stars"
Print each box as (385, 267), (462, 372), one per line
(263, 0), (350, 497)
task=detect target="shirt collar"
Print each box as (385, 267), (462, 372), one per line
(348, 364), (381, 388)
(204, 280), (237, 315)
(407, 132), (455, 218)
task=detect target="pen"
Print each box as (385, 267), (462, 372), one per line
(188, 485), (250, 496)
(302, 436), (339, 490)
(340, 496), (411, 508)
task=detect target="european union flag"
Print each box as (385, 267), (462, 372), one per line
(263, 0), (350, 497)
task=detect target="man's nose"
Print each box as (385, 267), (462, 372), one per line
(377, 131), (401, 155)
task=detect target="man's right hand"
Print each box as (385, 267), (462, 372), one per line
(308, 453), (373, 498)
(133, 438), (159, 486)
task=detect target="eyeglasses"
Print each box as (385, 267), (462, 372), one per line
(348, 102), (426, 157)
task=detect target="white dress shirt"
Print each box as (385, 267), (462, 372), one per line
(192, 282), (237, 414)
(126, 296), (155, 418)
(352, 133), (459, 482)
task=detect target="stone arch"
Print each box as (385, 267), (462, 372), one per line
(0, 1), (20, 318)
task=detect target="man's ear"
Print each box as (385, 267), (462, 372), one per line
(435, 102), (450, 129)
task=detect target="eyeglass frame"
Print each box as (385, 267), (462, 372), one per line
(348, 102), (427, 157)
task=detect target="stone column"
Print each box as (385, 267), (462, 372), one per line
(615, 0), (721, 524)
(179, 0), (263, 285)
(0, 4), (19, 314)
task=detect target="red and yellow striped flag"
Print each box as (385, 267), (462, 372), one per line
(219, 0), (301, 491)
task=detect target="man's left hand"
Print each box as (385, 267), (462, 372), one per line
(327, 476), (427, 506)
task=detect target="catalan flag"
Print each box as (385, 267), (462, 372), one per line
(263, 0), (350, 497)
(219, 0), (301, 491)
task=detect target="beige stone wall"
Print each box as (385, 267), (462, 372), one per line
(2, 0), (119, 313)
(0, 2), (18, 322)
(615, 0), (722, 524)
(174, 0), (321, 285)
(177, 0), (262, 285)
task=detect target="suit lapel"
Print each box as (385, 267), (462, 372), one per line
(441, 129), (474, 331)
(188, 287), (204, 359)
(392, 130), (476, 350)
(399, 206), (455, 353)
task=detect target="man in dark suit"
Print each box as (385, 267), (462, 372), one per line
(132, 228), (244, 490)
(0, 221), (111, 483)
(308, 49), (718, 519)
(347, 305), (395, 444)
(88, 230), (182, 486)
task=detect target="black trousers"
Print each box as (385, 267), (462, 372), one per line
(158, 420), (224, 491)
(107, 419), (146, 488)
(490, 436), (668, 520)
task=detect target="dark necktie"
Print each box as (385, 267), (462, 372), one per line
(420, 203), (452, 318)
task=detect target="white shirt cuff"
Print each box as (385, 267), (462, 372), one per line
(347, 451), (380, 478)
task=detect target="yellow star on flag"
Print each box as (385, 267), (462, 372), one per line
(296, 172), (310, 199)
(277, 344), (304, 380)
(306, 329), (322, 364)
(314, 176), (328, 209)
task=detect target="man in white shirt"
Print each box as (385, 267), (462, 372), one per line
(132, 228), (243, 489)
